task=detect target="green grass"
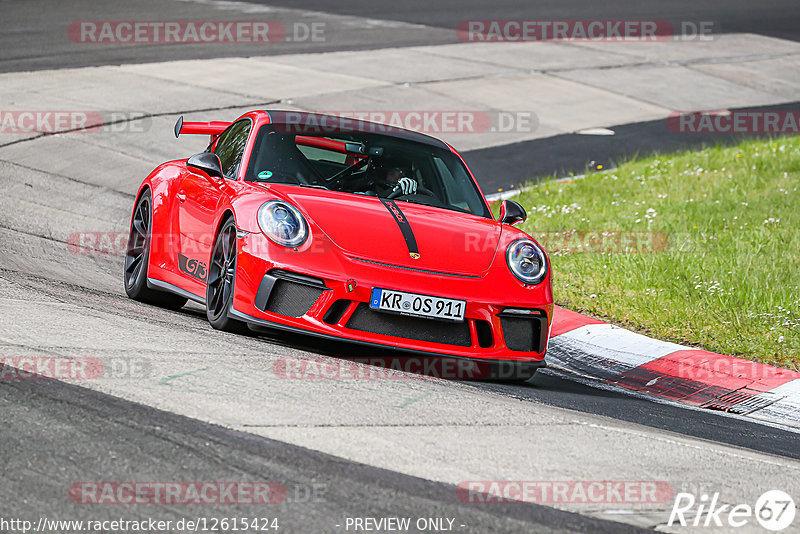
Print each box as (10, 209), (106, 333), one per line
(509, 136), (800, 369)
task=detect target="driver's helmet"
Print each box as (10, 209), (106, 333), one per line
(370, 156), (413, 182)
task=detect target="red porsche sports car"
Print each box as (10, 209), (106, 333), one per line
(124, 110), (553, 380)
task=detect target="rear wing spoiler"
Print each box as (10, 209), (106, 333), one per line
(173, 118), (364, 164)
(174, 116), (231, 140)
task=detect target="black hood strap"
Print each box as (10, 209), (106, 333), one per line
(379, 198), (419, 257)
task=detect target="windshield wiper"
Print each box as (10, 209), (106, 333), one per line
(298, 183), (330, 190)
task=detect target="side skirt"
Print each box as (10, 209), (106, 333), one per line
(147, 277), (206, 304)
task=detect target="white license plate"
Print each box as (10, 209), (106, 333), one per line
(369, 288), (466, 322)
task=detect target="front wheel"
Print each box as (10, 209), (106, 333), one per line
(124, 190), (188, 310)
(206, 217), (247, 333)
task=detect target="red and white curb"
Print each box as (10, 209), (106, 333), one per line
(548, 306), (800, 429)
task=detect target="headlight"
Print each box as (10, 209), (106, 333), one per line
(506, 238), (547, 285)
(257, 200), (308, 247)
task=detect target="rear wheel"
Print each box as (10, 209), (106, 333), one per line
(124, 190), (188, 310)
(206, 217), (247, 333)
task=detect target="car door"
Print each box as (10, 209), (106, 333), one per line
(176, 119), (251, 290)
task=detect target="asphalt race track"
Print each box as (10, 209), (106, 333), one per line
(1, 1), (799, 533)
(1, 375), (637, 533)
(4, 0), (799, 73)
(465, 100), (800, 192)
(254, 0), (800, 42)
(5, 0), (800, 189)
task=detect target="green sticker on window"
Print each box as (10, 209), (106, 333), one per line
(258, 170), (273, 179)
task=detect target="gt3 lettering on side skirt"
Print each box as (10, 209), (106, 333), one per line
(178, 254), (207, 282)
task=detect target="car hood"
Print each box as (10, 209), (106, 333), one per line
(272, 186), (502, 276)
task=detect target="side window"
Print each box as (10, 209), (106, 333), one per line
(432, 156), (486, 215)
(433, 157), (466, 210)
(213, 120), (251, 179)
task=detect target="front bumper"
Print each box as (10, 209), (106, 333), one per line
(231, 231), (553, 365)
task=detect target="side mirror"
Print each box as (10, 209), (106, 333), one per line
(499, 200), (527, 226)
(187, 152), (224, 179)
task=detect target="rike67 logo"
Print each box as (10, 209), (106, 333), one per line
(669, 490), (795, 531)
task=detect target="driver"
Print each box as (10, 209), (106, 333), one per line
(385, 167), (417, 195)
(371, 159), (418, 197)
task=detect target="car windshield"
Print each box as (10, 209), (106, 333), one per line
(244, 125), (491, 217)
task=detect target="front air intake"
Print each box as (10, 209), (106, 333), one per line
(346, 303), (471, 346)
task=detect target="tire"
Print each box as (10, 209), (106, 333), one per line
(124, 190), (188, 310)
(206, 216), (248, 333)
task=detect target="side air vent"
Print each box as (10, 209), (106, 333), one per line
(255, 270), (327, 317)
(499, 310), (548, 352)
